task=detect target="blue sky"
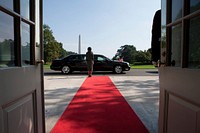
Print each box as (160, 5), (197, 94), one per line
(43, 0), (161, 58)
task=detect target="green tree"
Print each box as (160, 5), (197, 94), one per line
(58, 42), (77, 58)
(44, 41), (62, 62)
(58, 42), (66, 58)
(43, 24), (57, 63)
(43, 25), (55, 45)
(113, 45), (137, 64)
(135, 50), (151, 64)
(43, 24), (76, 63)
(113, 45), (152, 64)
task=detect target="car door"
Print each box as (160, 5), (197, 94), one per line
(102, 56), (113, 71)
(67, 55), (86, 71)
(0, 0), (45, 132)
(80, 55), (87, 71)
(158, 1), (200, 133)
(93, 55), (105, 71)
(94, 55), (112, 71)
(67, 55), (79, 70)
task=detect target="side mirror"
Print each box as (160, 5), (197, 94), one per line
(151, 9), (161, 64)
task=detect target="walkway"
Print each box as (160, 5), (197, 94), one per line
(44, 74), (159, 133)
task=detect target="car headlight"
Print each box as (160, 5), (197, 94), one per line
(123, 62), (129, 66)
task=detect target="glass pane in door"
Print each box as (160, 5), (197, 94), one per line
(161, 0), (166, 48)
(0, 0), (13, 10)
(171, 0), (183, 22)
(188, 16), (200, 68)
(35, 0), (40, 46)
(171, 24), (182, 67)
(190, 0), (200, 13)
(0, 11), (15, 68)
(21, 22), (30, 66)
(21, 0), (30, 19)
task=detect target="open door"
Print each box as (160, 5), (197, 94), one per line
(151, 9), (161, 64)
(158, 0), (200, 133)
(0, 0), (45, 132)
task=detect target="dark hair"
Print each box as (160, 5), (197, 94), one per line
(87, 47), (92, 51)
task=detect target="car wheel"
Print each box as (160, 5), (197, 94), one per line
(62, 65), (71, 74)
(114, 65), (122, 74)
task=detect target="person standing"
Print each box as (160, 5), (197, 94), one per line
(86, 47), (94, 77)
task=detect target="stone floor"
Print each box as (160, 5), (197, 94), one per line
(44, 75), (159, 133)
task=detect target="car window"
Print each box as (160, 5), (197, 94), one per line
(64, 55), (72, 61)
(68, 55), (80, 61)
(82, 55), (86, 61)
(97, 56), (106, 61)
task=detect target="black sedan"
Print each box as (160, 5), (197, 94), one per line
(50, 54), (130, 74)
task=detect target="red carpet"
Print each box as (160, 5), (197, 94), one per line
(51, 76), (149, 133)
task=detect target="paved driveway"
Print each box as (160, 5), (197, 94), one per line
(44, 68), (158, 76)
(44, 69), (159, 133)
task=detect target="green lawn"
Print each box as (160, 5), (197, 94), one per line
(43, 63), (51, 69)
(130, 64), (156, 69)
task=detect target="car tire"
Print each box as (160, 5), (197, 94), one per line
(114, 65), (123, 74)
(61, 65), (71, 74)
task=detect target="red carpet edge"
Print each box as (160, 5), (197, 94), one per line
(51, 76), (149, 133)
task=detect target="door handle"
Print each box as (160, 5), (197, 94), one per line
(36, 60), (44, 64)
(157, 60), (165, 67)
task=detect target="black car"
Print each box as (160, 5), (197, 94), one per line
(50, 54), (130, 74)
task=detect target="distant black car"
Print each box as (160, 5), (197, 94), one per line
(50, 54), (130, 74)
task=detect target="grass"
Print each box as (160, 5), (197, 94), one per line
(43, 62), (51, 69)
(130, 64), (156, 69)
